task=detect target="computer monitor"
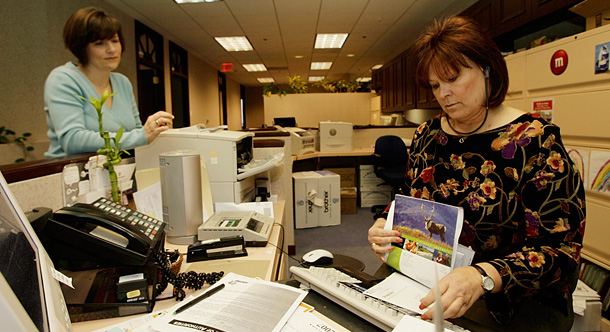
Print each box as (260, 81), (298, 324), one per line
(273, 117), (296, 127)
(0, 172), (72, 331)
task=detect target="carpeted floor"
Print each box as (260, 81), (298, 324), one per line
(288, 207), (384, 276)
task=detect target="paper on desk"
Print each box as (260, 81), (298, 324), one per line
(364, 272), (429, 315)
(149, 272), (307, 332)
(393, 315), (453, 332)
(280, 302), (347, 332)
(215, 201), (274, 219)
(573, 279), (601, 316)
(132, 182), (163, 220)
(90, 303), (181, 332)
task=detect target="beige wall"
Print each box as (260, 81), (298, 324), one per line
(1, 0), (243, 163)
(245, 87), (265, 129)
(226, 79), (243, 131)
(188, 55), (222, 128)
(263, 93), (374, 128)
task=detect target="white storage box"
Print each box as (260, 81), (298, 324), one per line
(319, 121), (353, 152)
(361, 190), (392, 208)
(293, 170), (341, 229)
(359, 165), (392, 191)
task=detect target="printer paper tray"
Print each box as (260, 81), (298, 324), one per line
(237, 157), (279, 180)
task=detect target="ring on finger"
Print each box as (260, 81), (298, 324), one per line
(155, 119), (160, 126)
(371, 242), (377, 248)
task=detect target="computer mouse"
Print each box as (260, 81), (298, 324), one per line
(302, 249), (334, 266)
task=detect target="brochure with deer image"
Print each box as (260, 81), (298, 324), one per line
(382, 194), (466, 289)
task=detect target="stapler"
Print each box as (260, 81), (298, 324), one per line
(187, 235), (247, 262)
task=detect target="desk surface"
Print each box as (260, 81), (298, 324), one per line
(72, 201), (286, 331)
(292, 148), (374, 161)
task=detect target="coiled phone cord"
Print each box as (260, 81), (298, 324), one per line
(154, 250), (224, 301)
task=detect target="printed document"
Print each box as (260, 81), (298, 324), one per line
(149, 273), (306, 332)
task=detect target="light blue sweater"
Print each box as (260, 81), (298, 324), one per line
(44, 62), (148, 158)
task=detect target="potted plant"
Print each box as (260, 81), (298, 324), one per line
(78, 89), (126, 204)
(0, 126), (34, 163)
(288, 75), (307, 94)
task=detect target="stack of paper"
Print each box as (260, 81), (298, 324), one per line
(93, 273), (327, 332)
(573, 279), (601, 316)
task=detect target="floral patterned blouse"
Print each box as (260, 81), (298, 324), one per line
(401, 113), (586, 324)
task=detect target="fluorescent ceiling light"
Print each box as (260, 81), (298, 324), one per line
(371, 64), (383, 70)
(310, 62), (332, 70)
(314, 33), (348, 49)
(215, 36), (253, 52)
(356, 77), (371, 82)
(257, 78), (275, 83)
(243, 64), (267, 72)
(308, 76), (325, 82)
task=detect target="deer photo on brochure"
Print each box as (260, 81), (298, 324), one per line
(364, 194), (475, 313)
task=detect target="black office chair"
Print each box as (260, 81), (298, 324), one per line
(371, 135), (409, 219)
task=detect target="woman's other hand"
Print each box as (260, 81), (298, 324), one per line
(367, 217), (403, 262)
(419, 263), (500, 320)
(144, 111), (174, 143)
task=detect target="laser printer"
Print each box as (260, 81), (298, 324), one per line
(319, 121), (353, 153)
(280, 127), (316, 155)
(135, 125), (279, 204)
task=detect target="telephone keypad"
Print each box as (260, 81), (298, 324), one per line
(93, 198), (164, 241)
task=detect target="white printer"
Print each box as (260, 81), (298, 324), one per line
(135, 125), (279, 204)
(319, 121), (353, 152)
(280, 127), (316, 155)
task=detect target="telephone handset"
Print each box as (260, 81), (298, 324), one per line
(46, 198), (165, 266)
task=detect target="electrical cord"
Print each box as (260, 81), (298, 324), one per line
(269, 222), (310, 268)
(154, 249), (224, 301)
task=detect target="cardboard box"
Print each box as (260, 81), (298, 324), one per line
(361, 190), (392, 208)
(340, 187), (357, 215)
(324, 167), (356, 187)
(359, 165), (392, 191)
(316, 170), (341, 227)
(293, 171), (319, 229)
(292, 171), (341, 229)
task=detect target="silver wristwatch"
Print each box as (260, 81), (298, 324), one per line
(473, 264), (494, 294)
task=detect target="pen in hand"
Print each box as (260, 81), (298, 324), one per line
(173, 283), (226, 315)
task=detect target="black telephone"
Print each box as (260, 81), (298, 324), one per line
(43, 198), (165, 267)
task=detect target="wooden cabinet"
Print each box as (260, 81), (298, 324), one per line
(376, 0), (580, 112)
(416, 86), (440, 109)
(377, 48), (438, 112)
(461, 0), (582, 50)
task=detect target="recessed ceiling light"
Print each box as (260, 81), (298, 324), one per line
(294, 55), (304, 59)
(314, 33), (348, 49)
(215, 36), (253, 52)
(243, 64), (267, 72)
(356, 77), (371, 82)
(347, 54), (355, 57)
(308, 76), (325, 82)
(310, 62), (332, 70)
(371, 64), (383, 70)
(257, 78), (275, 83)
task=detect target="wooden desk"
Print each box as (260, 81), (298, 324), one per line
(292, 148), (376, 173)
(72, 201), (286, 332)
(292, 148), (374, 161)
